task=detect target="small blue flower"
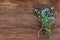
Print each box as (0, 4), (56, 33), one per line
(44, 8), (50, 11)
(41, 10), (45, 14)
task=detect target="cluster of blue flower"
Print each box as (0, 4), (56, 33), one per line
(34, 7), (54, 38)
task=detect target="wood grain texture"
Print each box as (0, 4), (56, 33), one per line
(0, 0), (60, 40)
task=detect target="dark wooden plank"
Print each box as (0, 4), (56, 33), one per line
(0, 0), (60, 40)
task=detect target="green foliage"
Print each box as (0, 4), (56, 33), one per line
(38, 8), (54, 38)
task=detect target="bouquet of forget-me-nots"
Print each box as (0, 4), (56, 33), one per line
(34, 7), (54, 38)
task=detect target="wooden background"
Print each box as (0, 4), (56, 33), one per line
(0, 0), (60, 40)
